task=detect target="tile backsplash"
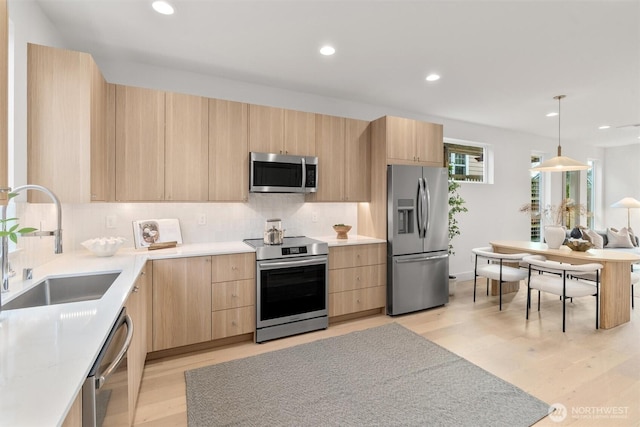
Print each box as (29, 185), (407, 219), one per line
(9, 193), (358, 272)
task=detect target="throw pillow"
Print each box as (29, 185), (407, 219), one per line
(583, 228), (604, 249)
(605, 227), (634, 248)
(569, 227), (582, 239)
(622, 227), (639, 247)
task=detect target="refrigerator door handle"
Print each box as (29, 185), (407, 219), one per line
(417, 178), (427, 238)
(395, 254), (449, 264)
(423, 176), (431, 238)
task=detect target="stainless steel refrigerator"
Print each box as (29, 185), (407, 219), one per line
(387, 165), (449, 315)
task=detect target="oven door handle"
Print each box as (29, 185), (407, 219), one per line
(96, 313), (133, 389)
(258, 256), (328, 270)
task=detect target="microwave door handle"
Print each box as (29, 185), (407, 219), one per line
(96, 314), (134, 389)
(301, 157), (306, 189)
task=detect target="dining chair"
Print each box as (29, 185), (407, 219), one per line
(523, 255), (603, 332)
(471, 247), (530, 310)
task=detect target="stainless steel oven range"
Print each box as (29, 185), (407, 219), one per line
(243, 236), (328, 343)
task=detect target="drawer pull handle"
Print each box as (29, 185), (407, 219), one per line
(231, 293), (238, 298)
(357, 276), (361, 281)
(231, 320), (237, 326)
(133, 286), (139, 293)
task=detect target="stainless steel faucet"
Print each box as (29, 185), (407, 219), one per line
(1, 185), (63, 301)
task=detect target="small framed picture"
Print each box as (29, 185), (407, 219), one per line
(132, 218), (183, 249)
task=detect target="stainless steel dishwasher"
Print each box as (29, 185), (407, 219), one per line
(82, 307), (133, 427)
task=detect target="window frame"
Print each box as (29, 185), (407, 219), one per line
(443, 138), (492, 184)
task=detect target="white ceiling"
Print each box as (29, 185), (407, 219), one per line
(32, 0), (640, 147)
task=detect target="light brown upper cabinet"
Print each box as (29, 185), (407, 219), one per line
(115, 85), (165, 201)
(165, 92), (209, 201)
(27, 43), (109, 203)
(344, 118), (371, 201)
(209, 99), (249, 201)
(249, 104), (315, 156)
(307, 115), (370, 202)
(383, 116), (443, 166)
(0, 0), (7, 203)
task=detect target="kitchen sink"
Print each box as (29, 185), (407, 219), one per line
(2, 272), (121, 310)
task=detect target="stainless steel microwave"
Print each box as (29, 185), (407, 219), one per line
(250, 152), (318, 193)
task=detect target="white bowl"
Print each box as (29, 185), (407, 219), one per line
(81, 237), (126, 257)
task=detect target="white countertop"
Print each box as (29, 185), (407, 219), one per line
(0, 236), (383, 426)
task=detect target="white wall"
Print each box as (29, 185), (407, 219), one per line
(8, 0), (617, 282)
(603, 144), (640, 231)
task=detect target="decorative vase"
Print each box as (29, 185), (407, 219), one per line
(333, 225), (352, 239)
(544, 225), (566, 249)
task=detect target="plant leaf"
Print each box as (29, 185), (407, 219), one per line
(18, 227), (37, 234)
(8, 223), (18, 233)
(9, 233), (17, 244)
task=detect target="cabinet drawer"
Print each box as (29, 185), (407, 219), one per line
(212, 279), (255, 311)
(211, 253), (255, 282)
(328, 286), (385, 317)
(329, 264), (385, 293)
(329, 244), (386, 269)
(212, 306), (255, 339)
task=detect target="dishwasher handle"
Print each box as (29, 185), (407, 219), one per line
(96, 313), (133, 389)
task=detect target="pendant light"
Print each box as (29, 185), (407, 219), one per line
(530, 95), (590, 172)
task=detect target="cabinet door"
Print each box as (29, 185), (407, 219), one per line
(91, 82), (115, 201)
(344, 118), (370, 201)
(115, 85), (165, 201)
(385, 116), (416, 162)
(209, 99), (249, 201)
(152, 257), (212, 351)
(284, 109), (315, 156)
(211, 253), (255, 282)
(248, 104), (284, 154)
(329, 286), (385, 317)
(329, 244), (386, 270)
(164, 92), (209, 201)
(212, 279), (255, 311)
(415, 121), (444, 165)
(27, 44), (93, 203)
(312, 114), (345, 201)
(127, 262), (150, 425)
(212, 306), (255, 340)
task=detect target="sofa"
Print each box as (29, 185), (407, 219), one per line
(566, 226), (640, 255)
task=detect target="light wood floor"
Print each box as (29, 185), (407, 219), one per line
(133, 280), (640, 426)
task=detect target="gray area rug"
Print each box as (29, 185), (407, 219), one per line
(185, 323), (549, 426)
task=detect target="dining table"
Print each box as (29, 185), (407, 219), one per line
(490, 240), (640, 329)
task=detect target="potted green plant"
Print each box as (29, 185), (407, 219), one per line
(448, 168), (468, 295)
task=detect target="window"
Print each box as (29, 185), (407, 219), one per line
(529, 155), (542, 242)
(444, 141), (487, 183)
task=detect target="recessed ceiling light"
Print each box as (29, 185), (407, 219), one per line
(425, 74), (440, 82)
(152, 0), (174, 15)
(319, 46), (335, 56)
(598, 125), (611, 130)
(546, 112), (558, 117)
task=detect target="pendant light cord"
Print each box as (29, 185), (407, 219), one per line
(555, 95), (565, 157)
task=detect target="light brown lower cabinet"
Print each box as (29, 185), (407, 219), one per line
(211, 263), (255, 340)
(152, 256), (212, 351)
(127, 262), (150, 425)
(328, 243), (386, 318)
(61, 391), (82, 427)
(152, 253), (256, 352)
